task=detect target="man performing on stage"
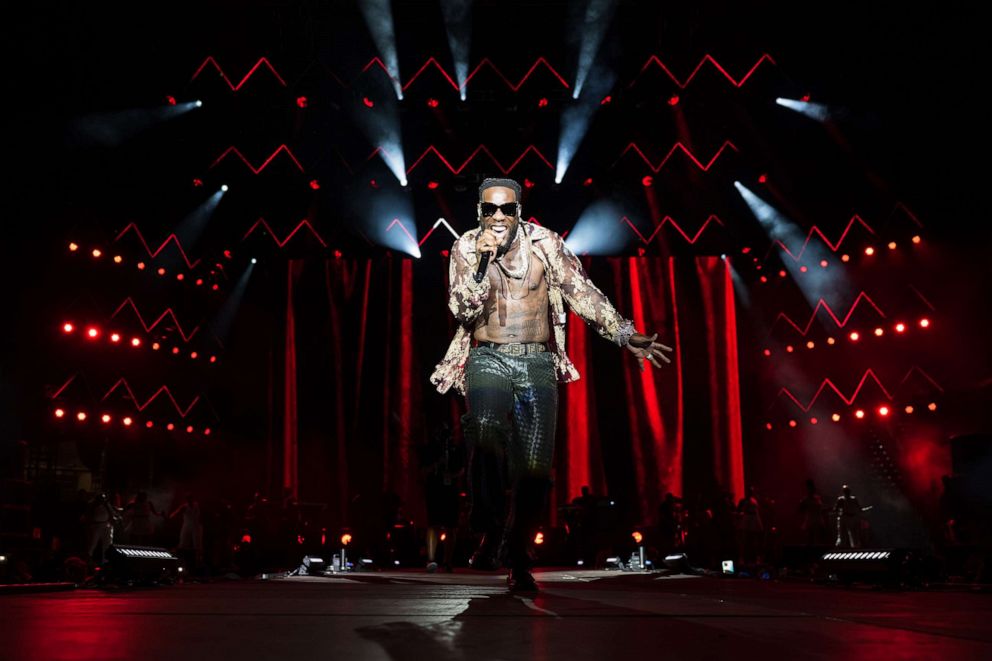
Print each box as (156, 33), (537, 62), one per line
(431, 177), (673, 592)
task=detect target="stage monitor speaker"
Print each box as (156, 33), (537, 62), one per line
(106, 545), (179, 584)
(662, 553), (691, 573)
(819, 548), (917, 585)
(301, 555), (326, 575)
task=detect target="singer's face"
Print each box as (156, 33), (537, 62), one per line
(480, 186), (519, 251)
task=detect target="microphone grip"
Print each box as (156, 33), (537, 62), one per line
(474, 251), (491, 283)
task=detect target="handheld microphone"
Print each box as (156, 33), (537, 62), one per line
(474, 251), (491, 283)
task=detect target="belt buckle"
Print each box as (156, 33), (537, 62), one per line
(509, 344), (524, 356)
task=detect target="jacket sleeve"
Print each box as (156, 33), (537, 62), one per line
(447, 234), (492, 325)
(554, 234), (635, 346)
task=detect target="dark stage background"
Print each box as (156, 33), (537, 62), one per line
(3, 0), (991, 549)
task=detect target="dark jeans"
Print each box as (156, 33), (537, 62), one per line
(462, 346), (558, 570)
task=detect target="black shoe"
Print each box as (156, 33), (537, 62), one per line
(507, 569), (539, 593)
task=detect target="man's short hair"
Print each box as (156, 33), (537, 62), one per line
(479, 177), (522, 200)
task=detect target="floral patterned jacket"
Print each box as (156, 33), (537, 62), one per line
(430, 221), (634, 395)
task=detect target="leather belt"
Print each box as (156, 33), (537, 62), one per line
(476, 341), (547, 356)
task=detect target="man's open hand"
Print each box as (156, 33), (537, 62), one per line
(626, 332), (673, 370)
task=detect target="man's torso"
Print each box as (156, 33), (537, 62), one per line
(472, 241), (550, 343)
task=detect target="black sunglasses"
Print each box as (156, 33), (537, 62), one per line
(480, 202), (519, 218)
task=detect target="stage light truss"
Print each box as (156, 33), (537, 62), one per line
(189, 54), (776, 94)
(774, 367), (944, 412)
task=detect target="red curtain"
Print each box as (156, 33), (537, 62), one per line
(556, 256), (743, 521)
(278, 255), (742, 527)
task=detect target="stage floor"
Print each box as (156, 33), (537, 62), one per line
(2, 569), (990, 660)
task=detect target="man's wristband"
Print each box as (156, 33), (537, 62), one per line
(616, 320), (635, 347)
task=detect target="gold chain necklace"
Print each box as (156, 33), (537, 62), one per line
(496, 228), (532, 300)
